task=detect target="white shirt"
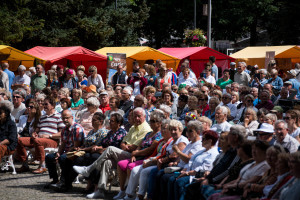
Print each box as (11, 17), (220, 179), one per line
(178, 71), (197, 83)
(178, 77), (197, 87)
(274, 134), (300, 153)
(291, 128), (300, 138)
(178, 139), (204, 169)
(204, 75), (216, 85)
(12, 74), (30, 85)
(211, 121), (232, 134)
(11, 103), (26, 122)
(0, 71), (9, 91)
(88, 74), (105, 92)
(133, 80), (141, 96)
(166, 135), (189, 155)
(239, 160), (270, 183)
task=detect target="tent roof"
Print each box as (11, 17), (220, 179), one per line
(0, 45), (44, 62)
(25, 46), (107, 62)
(96, 46), (179, 62)
(158, 47), (234, 60)
(230, 45), (300, 59)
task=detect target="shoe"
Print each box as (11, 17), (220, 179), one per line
(86, 189), (105, 199)
(124, 195), (136, 200)
(32, 167), (47, 174)
(50, 182), (72, 193)
(16, 165), (30, 173)
(73, 166), (90, 177)
(44, 180), (58, 189)
(113, 190), (126, 199)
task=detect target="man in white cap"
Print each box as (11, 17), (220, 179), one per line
(287, 69), (300, 98)
(255, 123), (276, 145)
(12, 65), (31, 90)
(99, 91), (111, 113)
(229, 62), (236, 81)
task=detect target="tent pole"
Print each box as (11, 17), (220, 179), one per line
(207, 0), (212, 48)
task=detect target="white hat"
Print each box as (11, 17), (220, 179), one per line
(287, 69), (297, 77)
(254, 123), (274, 134)
(100, 91), (108, 96)
(230, 62), (236, 66)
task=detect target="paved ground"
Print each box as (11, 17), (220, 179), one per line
(0, 163), (119, 200)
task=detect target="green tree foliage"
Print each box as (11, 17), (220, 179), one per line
(0, 0), (149, 50)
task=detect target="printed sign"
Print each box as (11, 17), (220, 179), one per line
(106, 53), (126, 84)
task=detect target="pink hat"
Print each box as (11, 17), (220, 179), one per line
(66, 69), (73, 75)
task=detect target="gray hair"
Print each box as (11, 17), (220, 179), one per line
(150, 109), (165, 122)
(162, 119), (171, 128)
(36, 93), (46, 100)
(238, 62), (247, 67)
(216, 106), (228, 115)
(123, 86), (133, 95)
(25, 71), (31, 77)
(229, 125), (246, 142)
(133, 107), (146, 116)
(0, 100), (14, 112)
(29, 67), (36, 73)
(159, 104), (172, 115)
(231, 82), (240, 88)
(18, 65), (26, 71)
(223, 93), (232, 99)
(169, 119), (183, 132)
(187, 120), (203, 134)
(13, 89), (26, 99)
(275, 120), (288, 129)
(231, 91), (239, 101)
(244, 94), (255, 101)
(265, 113), (277, 122)
(259, 69), (267, 75)
(87, 97), (100, 108)
(226, 84), (231, 89)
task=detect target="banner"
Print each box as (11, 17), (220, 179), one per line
(106, 53), (126, 85)
(265, 51), (275, 69)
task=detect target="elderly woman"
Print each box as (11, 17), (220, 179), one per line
(205, 97), (220, 122)
(12, 65), (31, 90)
(211, 90), (222, 102)
(264, 113), (277, 125)
(208, 140), (270, 200)
(79, 97), (102, 134)
(241, 145), (285, 199)
(198, 116), (212, 132)
(234, 94), (257, 123)
(115, 119), (173, 200)
(285, 109), (300, 142)
(198, 93), (209, 116)
(267, 69), (283, 94)
(104, 97), (124, 119)
(115, 111), (164, 199)
(87, 65), (105, 93)
(211, 106), (232, 134)
(165, 130), (219, 200)
(0, 88), (11, 101)
(0, 101), (18, 161)
(239, 108), (259, 136)
(46, 69), (58, 87)
(162, 89), (177, 118)
(36, 93), (46, 115)
(71, 88), (84, 110)
(231, 91), (240, 106)
(155, 63), (171, 91)
(17, 100), (41, 137)
(256, 90), (275, 111)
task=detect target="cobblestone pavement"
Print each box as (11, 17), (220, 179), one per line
(0, 164), (119, 200)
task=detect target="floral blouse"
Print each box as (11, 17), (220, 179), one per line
(101, 128), (127, 148)
(140, 131), (162, 150)
(84, 128), (109, 147)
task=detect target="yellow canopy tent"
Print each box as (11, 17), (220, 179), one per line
(0, 45), (45, 71)
(230, 45), (300, 71)
(96, 46), (180, 73)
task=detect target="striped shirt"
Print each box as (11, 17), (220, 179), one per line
(37, 111), (65, 136)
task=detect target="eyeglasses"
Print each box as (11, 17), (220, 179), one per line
(199, 99), (205, 101)
(87, 103), (93, 107)
(89, 70), (94, 73)
(222, 97), (230, 100)
(246, 100), (253, 103)
(62, 116), (72, 120)
(27, 105), (34, 109)
(0, 93), (5, 96)
(149, 119), (159, 123)
(284, 117), (291, 120)
(43, 103), (49, 106)
(13, 96), (22, 99)
(201, 90), (207, 93)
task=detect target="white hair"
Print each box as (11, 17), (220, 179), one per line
(216, 106), (228, 115)
(87, 97), (100, 108)
(133, 107), (146, 116)
(159, 104), (172, 115)
(275, 120), (288, 129)
(29, 67), (36, 73)
(0, 100), (14, 112)
(123, 86), (133, 95)
(259, 69), (267, 75)
(51, 65), (57, 71)
(25, 71), (31, 77)
(36, 93), (46, 100)
(18, 65), (26, 71)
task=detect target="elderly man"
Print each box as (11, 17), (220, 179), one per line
(255, 123), (276, 145)
(119, 87), (133, 113)
(178, 62), (197, 84)
(256, 90), (274, 111)
(220, 93), (237, 120)
(30, 64), (47, 94)
(99, 91), (111, 113)
(251, 87), (259, 106)
(73, 107), (152, 198)
(286, 69), (300, 97)
(11, 89), (27, 122)
(16, 96), (65, 173)
(234, 62), (251, 86)
(274, 120), (299, 153)
(229, 62), (236, 81)
(12, 65), (31, 90)
(111, 64), (128, 88)
(46, 109), (85, 191)
(211, 106), (232, 134)
(2, 62), (15, 93)
(0, 101), (18, 161)
(250, 69), (268, 88)
(0, 65), (9, 91)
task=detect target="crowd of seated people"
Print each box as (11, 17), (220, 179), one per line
(1, 59), (300, 200)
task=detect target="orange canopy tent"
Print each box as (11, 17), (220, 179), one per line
(158, 47), (235, 78)
(25, 46), (107, 82)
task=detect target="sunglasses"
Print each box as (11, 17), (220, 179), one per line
(27, 105), (34, 109)
(284, 117), (291, 120)
(0, 93), (5, 96)
(89, 70), (94, 73)
(246, 100), (253, 103)
(87, 103), (93, 107)
(222, 97), (230, 99)
(199, 99), (205, 101)
(13, 96), (22, 99)
(149, 119), (159, 123)
(43, 103), (49, 106)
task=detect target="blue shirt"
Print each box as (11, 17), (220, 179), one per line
(289, 78), (300, 97)
(3, 69), (15, 93)
(250, 78), (268, 88)
(212, 64), (218, 81)
(267, 76), (283, 91)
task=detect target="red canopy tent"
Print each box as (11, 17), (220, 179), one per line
(158, 47), (235, 78)
(25, 46), (107, 82)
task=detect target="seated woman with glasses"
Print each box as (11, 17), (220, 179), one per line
(198, 93), (210, 117)
(238, 108), (259, 137)
(205, 97), (220, 122)
(78, 97), (102, 134)
(17, 99), (41, 137)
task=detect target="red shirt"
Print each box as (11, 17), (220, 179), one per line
(99, 104), (111, 114)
